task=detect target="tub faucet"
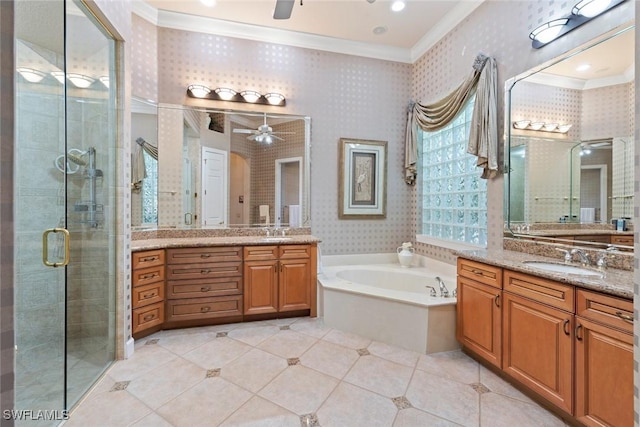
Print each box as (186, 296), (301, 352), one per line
(425, 285), (437, 297)
(435, 276), (449, 298)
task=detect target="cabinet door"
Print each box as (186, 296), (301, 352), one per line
(244, 260), (278, 315)
(456, 276), (502, 368)
(279, 258), (311, 312)
(502, 292), (573, 414)
(575, 317), (633, 427)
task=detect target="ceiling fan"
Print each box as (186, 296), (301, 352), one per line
(273, 0), (297, 20)
(232, 113), (294, 144)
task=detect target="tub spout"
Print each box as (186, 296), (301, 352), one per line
(435, 276), (449, 298)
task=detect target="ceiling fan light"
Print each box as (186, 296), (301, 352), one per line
(572, 0), (612, 17)
(264, 93), (285, 105)
(513, 120), (531, 129)
(67, 73), (95, 88)
(16, 67), (46, 83)
(215, 87), (237, 101)
(529, 19), (569, 44)
(264, 135), (273, 144)
(188, 84), (212, 98)
(240, 90), (261, 103)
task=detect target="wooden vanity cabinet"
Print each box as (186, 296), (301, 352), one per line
(244, 244), (314, 316)
(456, 258), (503, 368)
(131, 249), (165, 336)
(502, 270), (574, 414)
(574, 290), (633, 427)
(165, 246), (243, 326)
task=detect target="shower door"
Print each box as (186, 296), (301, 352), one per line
(14, 0), (116, 420)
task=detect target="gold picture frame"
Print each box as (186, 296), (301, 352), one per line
(338, 138), (387, 219)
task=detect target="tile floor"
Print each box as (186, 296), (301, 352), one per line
(66, 317), (568, 427)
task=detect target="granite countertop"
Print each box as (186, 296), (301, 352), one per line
(454, 249), (633, 300)
(518, 229), (633, 237)
(131, 235), (321, 251)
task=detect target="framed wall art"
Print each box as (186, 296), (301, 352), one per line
(338, 138), (387, 219)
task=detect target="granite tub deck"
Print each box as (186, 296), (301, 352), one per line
(131, 235), (321, 251)
(454, 249), (633, 300)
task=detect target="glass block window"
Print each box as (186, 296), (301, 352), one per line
(420, 96), (487, 246)
(142, 151), (158, 224)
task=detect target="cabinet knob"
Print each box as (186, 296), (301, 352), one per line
(201, 306), (211, 313)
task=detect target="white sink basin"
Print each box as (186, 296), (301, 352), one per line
(523, 261), (603, 278)
(261, 237), (293, 242)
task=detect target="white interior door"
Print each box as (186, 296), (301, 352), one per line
(202, 147), (228, 227)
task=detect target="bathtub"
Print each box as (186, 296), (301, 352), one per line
(318, 253), (459, 354)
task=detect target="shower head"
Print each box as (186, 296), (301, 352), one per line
(67, 152), (88, 166)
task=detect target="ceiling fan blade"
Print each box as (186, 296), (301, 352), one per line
(233, 129), (255, 134)
(271, 134), (285, 141)
(271, 131), (295, 135)
(273, 0), (294, 19)
(247, 134), (258, 141)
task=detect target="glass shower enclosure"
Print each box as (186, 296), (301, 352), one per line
(14, 0), (116, 421)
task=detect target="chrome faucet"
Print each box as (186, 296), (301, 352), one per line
(570, 248), (591, 266)
(435, 276), (449, 298)
(425, 285), (437, 297)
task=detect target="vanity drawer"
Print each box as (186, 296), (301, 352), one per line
(457, 258), (502, 289)
(132, 265), (165, 287)
(132, 249), (165, 270)
(166, 247), (242, 264)
(503, 269), (574, 313)
(611, 235), (633, 246)
(279, 245), (311, 259)
(166, 296), (243, 321)
(166, 262), (242, 280)
(244, 246), (278, 261)
(167, 277), (243, 299)
(132, 282), (165, 309)
(132, 302), (164, 334)
(576, 289), (633, 334)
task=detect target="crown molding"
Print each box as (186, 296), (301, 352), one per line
(524, 69), (633, 90)
(131, 0), (158, 25)
(156, 10), (413, 63)
(410, 0), (485, 63)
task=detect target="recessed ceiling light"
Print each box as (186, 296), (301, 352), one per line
(576, 64), (591, 72)
(200, 0), (217, 7)
(373, 26), (387, 35)
(391, 1), (405, 12)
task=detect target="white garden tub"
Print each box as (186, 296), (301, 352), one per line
(318, 253), (459, 354)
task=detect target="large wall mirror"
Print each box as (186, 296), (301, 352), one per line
(131, 101), (311, 230)
(505, 23), (634, 251)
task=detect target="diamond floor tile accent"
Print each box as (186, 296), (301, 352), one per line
(288, 357), (300, 366)
(216, 331), (228, 337)
(144, 339), (159, 345)
(299, 413), (319, 426)
(392, 396), (413, 410)
(280, 325), (291, 330)
(471, 382), (491, 394)
(206, 368), (221, 378)
(109, 381), (130, 392)
(356, 348), (370, 356)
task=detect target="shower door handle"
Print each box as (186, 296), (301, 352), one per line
(42, 228), (70, 267)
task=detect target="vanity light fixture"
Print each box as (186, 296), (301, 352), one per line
(186, 85), (286, 106)
(99, 76), (110, 89)
(16, 67), (46, 83)
(529, 0), (626, 48)
(513, 121), (572, 133)
(214, 87), (237, 101)
(264, 93), (286, 105)
(51, 71), (65, 84)
(240, 90), (261, 103)
(67, 73), (95, 88)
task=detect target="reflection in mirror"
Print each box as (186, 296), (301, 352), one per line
(131, 98), (158, 228)
(505, 24), (634, 250)
(155, 105), (311, 229)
